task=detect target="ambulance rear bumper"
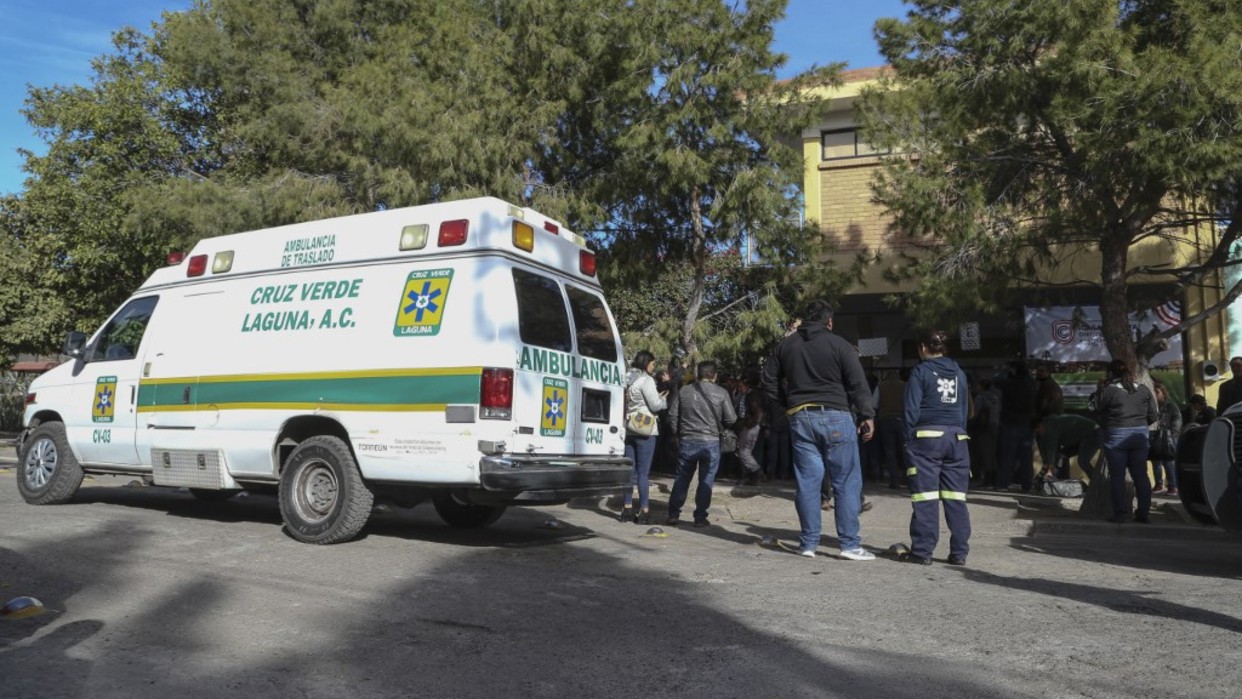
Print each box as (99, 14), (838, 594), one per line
(478, 454), (632, 501)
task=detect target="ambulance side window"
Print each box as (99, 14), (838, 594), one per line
(512, 269), (572, 352)
(89, 296), (159, 362)
(566, 285), (618, 362)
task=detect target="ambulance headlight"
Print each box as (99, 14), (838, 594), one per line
(400, 224), (430, 251)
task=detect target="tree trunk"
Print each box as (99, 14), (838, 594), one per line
(681, 187), (707, 359)
(1079, 232), (1142, 519)
(1097, 234), (1136, 368)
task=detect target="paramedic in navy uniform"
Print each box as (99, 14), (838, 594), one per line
(902, 329), (972, 566)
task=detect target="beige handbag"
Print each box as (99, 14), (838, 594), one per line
(626, 410), (656, 436)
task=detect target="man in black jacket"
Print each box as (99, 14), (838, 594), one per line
(1216, 357), (1242, 413)
(762, 300), (876, 560)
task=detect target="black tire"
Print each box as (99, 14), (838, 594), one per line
(16, 422), (84, 505)
(188, 488), (240, 502)
(278, 436), (373, 544)
(432, 492), (506, 528)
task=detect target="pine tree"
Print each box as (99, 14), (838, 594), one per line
(861, 0), (1242, 373)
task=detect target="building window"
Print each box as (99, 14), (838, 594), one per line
(821, 128), (888, 160)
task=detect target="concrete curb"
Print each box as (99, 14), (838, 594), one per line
(1028, 518), (1233, 541)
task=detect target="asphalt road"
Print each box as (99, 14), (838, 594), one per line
(2, 461), (1241, 699)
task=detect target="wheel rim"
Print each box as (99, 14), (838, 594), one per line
(22, 437), (58, 490)
(293, 460), (338, 524)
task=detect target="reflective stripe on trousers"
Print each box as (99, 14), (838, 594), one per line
(904, 425), (972, 560)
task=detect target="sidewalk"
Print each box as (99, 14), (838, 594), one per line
(0, 430), (16, 466)
(637, 472), (1228, 543)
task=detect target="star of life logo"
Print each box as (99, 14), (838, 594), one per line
(93, 376), (118, 423)
(393, 268), (453, 337)
(541, 377), (569, 437)
(937, 376), (958, 404)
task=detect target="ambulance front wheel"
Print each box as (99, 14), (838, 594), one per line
(16, 422), (84, 505)
(279, 436), (374, 544)
(432, 492), (506, 528)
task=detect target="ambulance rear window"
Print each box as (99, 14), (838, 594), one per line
(512, 269), (572, 352)
(566, 286), (618, 362)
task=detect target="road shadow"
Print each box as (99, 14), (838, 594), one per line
(1007, 528), (1242, 580)
(960, 567), (1242, 634)
(1, 512), (1033, 699)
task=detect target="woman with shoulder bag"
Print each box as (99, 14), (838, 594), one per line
(1090, 359), (1159, 523)
(1150, 381), (1182, 496)
(622, 351), (668, 524)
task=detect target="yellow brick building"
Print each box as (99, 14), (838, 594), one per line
(799, 67), (1233, 405)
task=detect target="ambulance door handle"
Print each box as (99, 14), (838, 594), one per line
(130, 386), (136, 404)
(183, 386), (192, 404)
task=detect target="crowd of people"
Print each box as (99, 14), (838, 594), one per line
(619, 301), (972, 564)
(617, 303), (1242, 561)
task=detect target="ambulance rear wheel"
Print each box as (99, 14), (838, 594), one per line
(432, 492), (506, 528)
(16, 422), (84, 505)
(279, 436), (374, 544)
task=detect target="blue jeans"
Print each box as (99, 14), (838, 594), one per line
(766, 426), (791, 479)
(1103, 426), (1152, 518)
(1152, 458), (1178, 489)
(623, 433), (658, 509)
(668, 440), (721, 522)
(789, 409), (862, 551)
(878, 417), (906, 486)
(997, 423), (1034, 491)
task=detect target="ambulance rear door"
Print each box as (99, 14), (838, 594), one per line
(509, 267), (624, 457)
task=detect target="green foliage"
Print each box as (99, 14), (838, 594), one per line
(607, 251), (792, 374)
(0, 371), (33, 432)
(1, 30), (181, 355)
(860, 0), (1242, 366)
(1, 0), (835, 366)
(599, 0), (842, 358)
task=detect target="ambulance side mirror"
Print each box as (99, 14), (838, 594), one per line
(62, 331), (87, 359)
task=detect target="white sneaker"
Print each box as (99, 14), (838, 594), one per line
(797, 548), (816, 558)
(839, 547), (876, 561)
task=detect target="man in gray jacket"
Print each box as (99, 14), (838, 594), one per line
(666, 361), (737, 527)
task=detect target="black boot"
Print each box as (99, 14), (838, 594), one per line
(619, 507), (634, 523)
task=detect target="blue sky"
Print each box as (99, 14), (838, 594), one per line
(0, 0), (907, 196)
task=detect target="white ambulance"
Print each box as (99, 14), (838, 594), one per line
(17, 197), (632, 543)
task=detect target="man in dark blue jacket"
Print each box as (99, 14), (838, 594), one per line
(762, 300), (876, 560)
